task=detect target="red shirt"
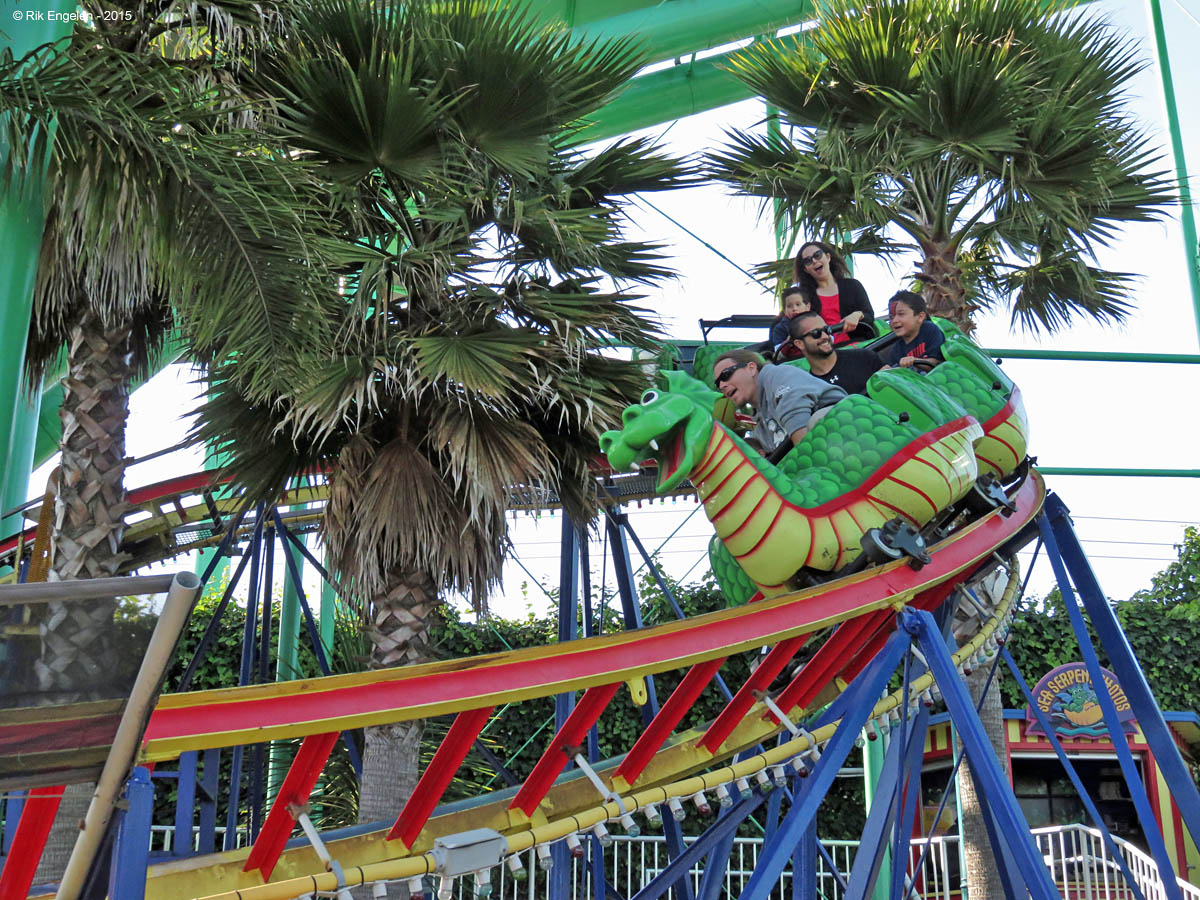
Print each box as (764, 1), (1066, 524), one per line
(818, 293), (850, 344)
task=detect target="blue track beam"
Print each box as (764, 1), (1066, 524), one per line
(696, 752), (756, 900)
(274, 513), (362, 776)
(109, 768), (154, 900)
(901, 607), (1062, 900)
(631, 791), (766, 900)
(792, 819), (817, 900)
(740, 628), (913, 900)
(888, 708), (929, 900)
(605, 511), (694, 900)
(1039, 503), (1184, 900)
(1004, 648), (1147, 900)
(844, 707), (928, 900)
(551, 516), (580, 900)
(172, 752), (198, 858)
(845, 716), (908, 900)
(1045, 493), (1200, 861)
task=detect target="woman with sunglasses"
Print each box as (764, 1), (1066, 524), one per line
(793, 241), (877, 345)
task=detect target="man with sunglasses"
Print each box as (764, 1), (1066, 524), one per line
(712, 348), (846, 463)
(787, 311), (883, 396)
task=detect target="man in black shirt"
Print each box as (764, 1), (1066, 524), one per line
(787, 311), (883, 396)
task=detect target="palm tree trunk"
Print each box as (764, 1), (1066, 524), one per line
(956, 664), (1009, 900)
(920, 240), (974, 335)
(356, 568), (437, 827)
(36, 309), (132, 695)
(34, 309), (133, 884)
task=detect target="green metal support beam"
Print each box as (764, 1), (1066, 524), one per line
(570, 0), (810, 64)
(985, 349), (1200, 364)
(0, 1), (73, 539)
(1144, 0), (1200, 344)
(528, 0), (813, 65)
(581, 52), (754, 143)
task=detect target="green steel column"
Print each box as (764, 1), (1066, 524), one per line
(1145, 0), (1200, 344)
(0, 3), (71, 538)
(195, 439), (231, 585)
(268, 531), (305, 800)
(952, 722), (968, 900)
(862, 730), (892, 900)
(1, 392), (40, 533)
(320, 562), (336, 658)
(277, 532), (303, 682)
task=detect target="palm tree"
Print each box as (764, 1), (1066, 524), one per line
(192, 0), (693, 826)
(0, 8), (336, 877)
(709, 0), (1173, 890)
(708, 0), (1174, 335)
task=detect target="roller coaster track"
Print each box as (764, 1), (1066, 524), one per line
(0, 462), (697, 581)
(5, 460), (1043, 900)
(128, 473), (1038, 899)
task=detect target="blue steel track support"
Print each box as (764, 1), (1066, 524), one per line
(740, 628), (912, 900)
(172, 752), (198, 858)
(610, 510), (734, 703)
(551, 515), (580, 900)
(273, 513), (361, 775)
(901, 606), (1061, 900)
(109, 767), (153, 900)
(695, 749), (760, 900)
(1039, 497), (1191, 896)
(1003, 647), (1147, 900)
(792, 819), (817, 900)
(604, 509), (695, 900)
(887, 709), (927, 900)
(844, 706), (927, 900)
(196, 748), (220, 856)
(1043, 493), (1200, 854)
(631, 792), (767, 900)
(225, 504), (264, 851)
(576, 528), (614, 900)
(250, 531), (275, 839)
(762, 774), (785, 843)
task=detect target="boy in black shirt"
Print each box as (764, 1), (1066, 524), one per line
(885, 291), (945, 369)
(788, 312), (883, 396)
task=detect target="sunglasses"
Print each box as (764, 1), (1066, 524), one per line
(800, 248), (827, 267)
(799, 327), (832, 340)
(715, 361), (749, 387)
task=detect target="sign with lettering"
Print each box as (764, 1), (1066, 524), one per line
(1025, 663), (1136, 738)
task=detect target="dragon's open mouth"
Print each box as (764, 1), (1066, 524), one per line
(654, 428), (687, 492)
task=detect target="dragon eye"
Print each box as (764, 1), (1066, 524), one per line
(640, 390), (659, 405)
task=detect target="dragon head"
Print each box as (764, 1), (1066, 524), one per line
(600, 370), (720, 493)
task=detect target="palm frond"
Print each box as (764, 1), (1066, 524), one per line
(709, 0), (1175, 334)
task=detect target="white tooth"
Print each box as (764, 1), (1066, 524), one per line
(649, 439), (660, 451)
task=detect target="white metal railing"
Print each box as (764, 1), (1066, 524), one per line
(148, 824), (249, 853)
(1031, 825), (1200, 900)
(482, 835), (868, 900)
(144, 823), (1198, 900)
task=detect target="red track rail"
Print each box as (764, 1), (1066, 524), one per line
(141, 473), (1042, 761)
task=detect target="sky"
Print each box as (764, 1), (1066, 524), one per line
(26, 0), (1200, 619)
